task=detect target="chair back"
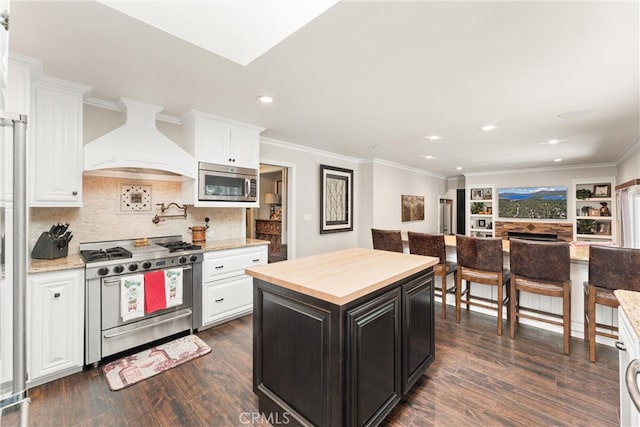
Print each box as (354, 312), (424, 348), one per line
(371, 228), (403, 253)
(408, 232), (446, 264)
(589, 245), (640, 291)
(510, 238), (570, 282)
(456, 235), (503, 273)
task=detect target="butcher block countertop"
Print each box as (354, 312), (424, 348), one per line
(616, 290), (640, 337)
(245, 247), (438, 305)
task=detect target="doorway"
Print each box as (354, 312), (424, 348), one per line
(248, 164), (289, 263)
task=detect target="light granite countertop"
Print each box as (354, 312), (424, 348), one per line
(615, 290), (640, 337)
(28, 238), (269, 273)
(29, 255), (85, 274)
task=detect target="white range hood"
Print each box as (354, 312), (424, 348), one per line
(84, 98), (196, 179)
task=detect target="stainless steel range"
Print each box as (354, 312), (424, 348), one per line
(81, 235), (203, 366)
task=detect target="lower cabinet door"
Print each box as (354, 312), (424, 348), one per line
(203, 275), (253, 326)
(347, 288), (401, 426)
(28, 269), (84, 385)
(403, 274), (435, 392)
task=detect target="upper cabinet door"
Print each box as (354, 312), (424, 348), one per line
(182, 110), (264, 170)
(30, 76), (90, 207)
(229, 125), (260, 169)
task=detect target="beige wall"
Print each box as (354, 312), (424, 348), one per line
(617, 142), (640, 185)
(29, 175), (243, 255)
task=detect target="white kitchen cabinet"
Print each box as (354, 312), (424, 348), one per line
(30, 75), (91, 207)
(181, 109), (264, 170)
(618, 307), (640, 427)
(27, 268), (84, 387)
(200, 245), (267, 329)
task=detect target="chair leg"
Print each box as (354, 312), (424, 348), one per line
(563, 282), (571, 355)
(440, 272), (447, 318)
(497, 274), (503, 336)
(583, 285), (589, 342)
(465, 280), (471, 311)
(588, 286), (597, 362)
(455, 269), (462, 323)
(509, 276), (516, 340)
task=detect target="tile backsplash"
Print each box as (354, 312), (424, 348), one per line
(29, 175), (244, 255)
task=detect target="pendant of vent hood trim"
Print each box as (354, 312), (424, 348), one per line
(83, 98), (197, 180)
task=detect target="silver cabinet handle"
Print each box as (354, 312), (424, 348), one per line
(626, 359), (640, 412)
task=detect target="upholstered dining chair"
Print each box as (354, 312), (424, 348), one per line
(408, 232), (457, 318)
(509, 238), (571, 355)
(371, 228), (403, 253)
(584, 245), (640, 362)
(455, 235), (510, 335)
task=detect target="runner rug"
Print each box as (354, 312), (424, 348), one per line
(102, 334), (211, 391)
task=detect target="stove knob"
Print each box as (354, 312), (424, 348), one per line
(189, 255), (198, 263)
(128, 264), (138, 272)
(142, 261), (152, 270)
(113, 265), (124, 274)
(178, 256), (187, 264)
(97, 267), (109, 276)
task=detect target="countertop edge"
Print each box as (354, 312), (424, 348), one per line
(615, 289), (640, 337)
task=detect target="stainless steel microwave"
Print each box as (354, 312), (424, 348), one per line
(198, 162), (258, 202)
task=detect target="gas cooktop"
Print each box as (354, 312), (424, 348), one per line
(79, 235), (202, 265)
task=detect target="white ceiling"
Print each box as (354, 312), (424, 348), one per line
(9, 1), (640, 178)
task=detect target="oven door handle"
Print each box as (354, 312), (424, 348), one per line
(102, 265), (192, 286)
(103, 310), (193, 339)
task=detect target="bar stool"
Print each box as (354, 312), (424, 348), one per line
(584, 245), (640, 362)
(371, 228), (403, 253)
(455, 235), (510, 335)
(408, 232), (457, 318)
(509, 238), (571, 355)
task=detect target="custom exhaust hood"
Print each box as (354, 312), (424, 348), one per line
(84, 98), (196, 179)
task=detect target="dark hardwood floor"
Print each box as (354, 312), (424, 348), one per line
(2, 304), (620, 426)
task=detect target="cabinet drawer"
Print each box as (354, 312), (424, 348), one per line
(204, 248), (265, 281)
(203, 276), (253, 324)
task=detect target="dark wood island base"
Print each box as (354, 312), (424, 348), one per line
(246, 248), (438, 426)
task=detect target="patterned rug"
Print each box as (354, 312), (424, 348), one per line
(102, 335), (211, 391)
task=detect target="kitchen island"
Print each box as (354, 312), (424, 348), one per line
(245, 247), (438, 426)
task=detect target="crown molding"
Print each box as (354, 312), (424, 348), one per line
(463, 162), (617, 177)
(613, 137), (640, 165)
(260, 136), (362, 164)
(84, 96), (182, 125)
(362, 157), (446, 180)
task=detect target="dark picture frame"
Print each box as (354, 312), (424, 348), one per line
(320, 165), (353, 234)
(593, 184), (611, 198)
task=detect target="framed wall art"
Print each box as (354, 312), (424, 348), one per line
(401, 195), (425, 222)
(320, 165), (353, 234)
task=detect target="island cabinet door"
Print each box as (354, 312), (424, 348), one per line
(402, 272), (435, 393)
(346, 287), (402, 427)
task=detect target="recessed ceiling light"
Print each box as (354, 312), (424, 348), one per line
(421, 155), (437, 159)
(553, 158), (563, 162)
(456, 166), (462, 171)
(547, 139), (561, 145)
(480, 125), (497, 131)
(557, 109), (594, 119)
(424, 135), (442, 141)
(257, 95), (273, 104)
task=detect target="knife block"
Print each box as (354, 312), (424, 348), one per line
(31, 232), (69, 259)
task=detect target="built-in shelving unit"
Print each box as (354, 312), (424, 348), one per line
(467, 185), (495, 237)
(572, 177), (616, 243)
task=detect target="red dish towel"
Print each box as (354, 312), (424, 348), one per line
(144, 271), (167, 313)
